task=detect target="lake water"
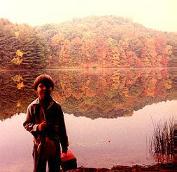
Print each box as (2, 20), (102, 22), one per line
(0, 68), (177, 172)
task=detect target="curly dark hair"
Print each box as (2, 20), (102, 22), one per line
(33, 74), (54, 90)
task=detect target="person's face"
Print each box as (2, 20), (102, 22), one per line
(36, 82), (52, 100)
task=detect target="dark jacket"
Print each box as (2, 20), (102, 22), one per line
(23, 97), (68, 152)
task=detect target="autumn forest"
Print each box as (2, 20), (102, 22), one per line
(0, 16), (177, 70)
(0, 16), (177, 120)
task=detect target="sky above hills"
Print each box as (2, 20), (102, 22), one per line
(1, 0), (177, 32)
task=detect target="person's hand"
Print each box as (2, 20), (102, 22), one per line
(24, 123), (33, 131)
(37, 121), (47, 131)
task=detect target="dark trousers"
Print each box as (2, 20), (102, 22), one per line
(33, 140), (61, 172)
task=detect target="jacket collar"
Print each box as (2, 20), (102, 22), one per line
(34, 97), (55, 110)
(34, 98), (40, 104)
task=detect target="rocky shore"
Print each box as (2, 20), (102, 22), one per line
(69, 163), (177, 172)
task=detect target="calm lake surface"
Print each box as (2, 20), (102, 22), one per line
(0, 68), (177, 172)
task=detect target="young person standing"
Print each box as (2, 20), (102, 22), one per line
(23, 74), (68, 172)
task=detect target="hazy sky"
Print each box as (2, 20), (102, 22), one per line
(1, 0), (177, 32)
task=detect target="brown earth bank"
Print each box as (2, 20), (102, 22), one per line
(69, 163), (177, 172)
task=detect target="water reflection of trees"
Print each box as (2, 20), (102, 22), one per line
(0, 70), (42, 120)
(49, 68), (177, 119)
(0, 68), (176, 120)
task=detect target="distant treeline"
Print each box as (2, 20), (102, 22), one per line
(0, 16), (177, 69)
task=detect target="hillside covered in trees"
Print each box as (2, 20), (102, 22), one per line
(0, 16), (177, 69)
(0, 19), (47, 70)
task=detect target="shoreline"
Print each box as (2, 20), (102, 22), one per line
(70, 163), (177, 171)
(0, 67), (176, 72)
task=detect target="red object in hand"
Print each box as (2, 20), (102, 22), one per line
(60, 149), (77, 171)
(38, 121), (47, 131)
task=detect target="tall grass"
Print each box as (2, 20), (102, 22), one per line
(150, 118), (175, 163)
